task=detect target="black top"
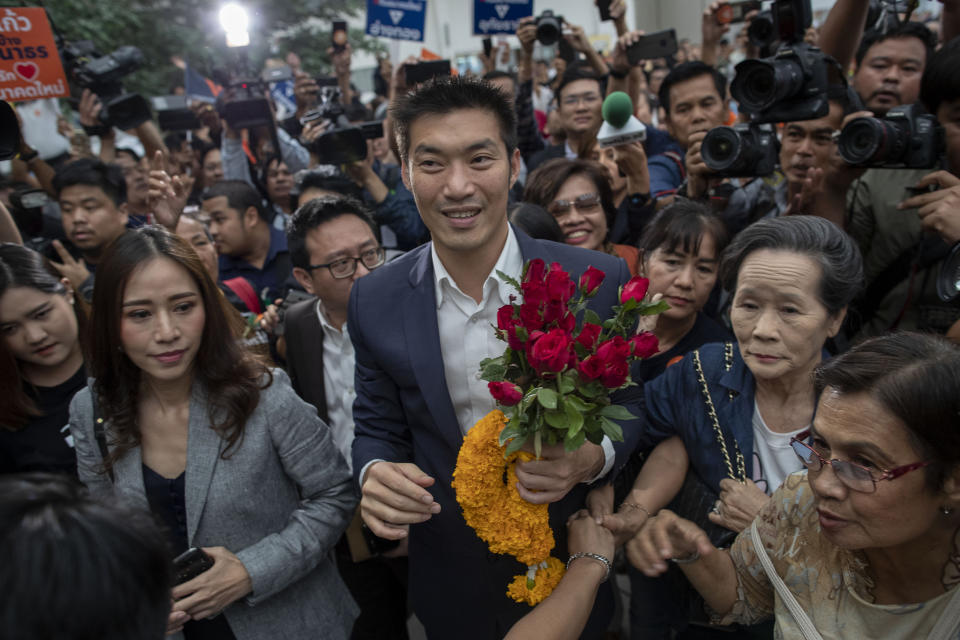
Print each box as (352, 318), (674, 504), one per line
(0, 365), (85, 477)
(143, 464), (236, 640)
(636, 314), (732, 383)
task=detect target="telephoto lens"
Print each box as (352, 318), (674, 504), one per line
(837, 117), (910, 166)
(701, 123), (779, 177)
(733, 57), (805, 113)
(536, 11), (563, 46)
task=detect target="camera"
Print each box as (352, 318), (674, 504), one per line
(702, 123), (780, 177)
(299, 85), (384, 165)
(212, 71), (273, 131)
(837, 104), (944, 169)
(59, 40), (152, 131)
(729, 0), (832, 123)
(747, 10), (776, 50)
(535, 10), (564, 46)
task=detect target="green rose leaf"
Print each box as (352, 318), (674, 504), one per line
(583, 308), (601, 326)
(481, 362), (507, 381)
(599, 404), (636, 421)
(639, 299), (671, 316)
(498, 424), (524, 446)
(565, 395), (596, 414)
(544, 408), (570, 430)
(537, 387), (558, 410)
(579, 381), (606, 398)
(504, 435), (527, 457)
(564, 428), (586, 452)
(557, 372), (576, 395)
(599, 416), (624, 442)
(496, 269), (522, 292)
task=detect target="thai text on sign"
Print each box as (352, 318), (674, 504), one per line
(0, 8), (69, 103)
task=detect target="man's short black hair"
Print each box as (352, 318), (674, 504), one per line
(115, 147), (142, 164)
(658, 61), (727, 115)
(292, 167), (363, 201)
(53, 158), (127, 206)
(555, 64), (603, 103)
(0, 474), (172, 640)
(390, 75), (517, 163)
(855, 22), (937, 68)
(287, 195), (379, 269)
(921, 35), (960, 116)
(163, 132), (187, 150)
(483, 70), (517, 86)
(202, 179), (270, 222)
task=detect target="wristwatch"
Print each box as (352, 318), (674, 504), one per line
(18, 147), (38, 163)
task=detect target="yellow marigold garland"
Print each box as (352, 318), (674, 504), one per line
(452, 409), (565, 605)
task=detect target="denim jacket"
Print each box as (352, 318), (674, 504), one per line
(643, 341), (756, 494)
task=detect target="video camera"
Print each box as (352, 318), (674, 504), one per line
(703, 0), (835, 177)
(837, 104), (944, 169)
(58, 39), (152, 131)
(298, 83), (383, 165)
(211, 64), (273, 131)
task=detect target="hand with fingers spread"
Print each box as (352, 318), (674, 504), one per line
(360, 461), (441, 539)
(707, 478), (769, 533)
(899, 170), (960, 244)
(146, 150), (193, 231)
(514, 442), (605, 504)
(784, 166), (824, 216)
(50, 240), (90, 290)
(171, 546), (252, 621)
(564, 23), (592, 55)
(625, 509), (715, 577)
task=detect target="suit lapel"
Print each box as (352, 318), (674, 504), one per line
(404, 247), (463, 454)
(299, 303), (329, 421)
(184, 384), (223, 543)
(111, 439), (149, 511)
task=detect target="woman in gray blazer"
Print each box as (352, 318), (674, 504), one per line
(69, 226), (358, 640)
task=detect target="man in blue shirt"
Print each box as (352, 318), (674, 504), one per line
(201, 180), (296, 302)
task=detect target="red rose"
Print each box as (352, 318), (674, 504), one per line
(556, 310), (576, 333)
(488, 381), (523, 406)
(528, 328), (574, 374)
(599, 360), (629, 388)
(630, 331), (660, 359)
(543, 300), (566, 324)
(497, 305), (515, 331)
(545, 266), (576, 304)
(620, 276), (650, 304)
(518, 301), (544, 332)
(578, 355), (604, 380)
(524, 258), (547, 284)
(578, 266), (605, 296)
(521, 280), (548, 308)
(576, 323), (602, 351)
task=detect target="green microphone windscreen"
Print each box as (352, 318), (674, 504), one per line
(601, 92), (634, 129)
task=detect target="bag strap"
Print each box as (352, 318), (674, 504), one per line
(750, 520), (823, 640)
(692, 346), (747, 482)
(222, 277), (264, 315)
(91, 392), (114, 483)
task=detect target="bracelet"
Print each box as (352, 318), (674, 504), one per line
(621, 501), (651, 518)
(566, 552), (612, 583)
(670, 551), (701, 565)
(18, 148), (38, 163)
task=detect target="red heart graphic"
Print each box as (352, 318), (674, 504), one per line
(13, 62), (38, 82)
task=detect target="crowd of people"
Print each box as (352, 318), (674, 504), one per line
(2, 0), (960, 638)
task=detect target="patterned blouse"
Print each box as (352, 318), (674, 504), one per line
(718, 471), (960, 639)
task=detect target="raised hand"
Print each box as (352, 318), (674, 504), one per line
(146, 150), (193, 231)
(50, 240), (90, 290)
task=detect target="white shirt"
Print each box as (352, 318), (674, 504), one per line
(316, 300), (357, 473)
(16, 99), (70, 160)
(751, 402), (806, 495)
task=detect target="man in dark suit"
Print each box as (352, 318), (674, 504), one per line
(284, 196), (409, 640)
(350, 76), (644, 639)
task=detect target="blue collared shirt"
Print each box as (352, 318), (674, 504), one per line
(218, 225), (292, 303)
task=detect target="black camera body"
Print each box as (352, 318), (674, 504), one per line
(837, 103), (945, 169)
(536, 10), (564, 46)
(299, 87), (384, 165)
(215, 78), (273, 131)
(702, 123), (780, 177)
(59, 40), (151, 131)
(732, 42), (830, 123)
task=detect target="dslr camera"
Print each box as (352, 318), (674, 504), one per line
(59, 40), (152, 131)
(298, 84), (383, 165)
(701, 123), (779, 178)
(535, 10), (564, 46)
(837, 104), (944, 169)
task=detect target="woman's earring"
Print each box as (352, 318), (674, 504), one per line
(943, 506), (955, 516)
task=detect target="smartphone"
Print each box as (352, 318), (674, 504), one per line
(716, 1), (762, 25)
(274, 288), (316, 336)
(482, 37), (493, 59)
(626, 29), (679, 66)
(404, 60), (451, 86)
(173, 547), (214, 585)
(262, 65), (293, 83)
(332, 20), (348, 53)
(597, 0), (614, 21)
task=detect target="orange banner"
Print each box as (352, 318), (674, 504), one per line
(0, 8), (69, 103)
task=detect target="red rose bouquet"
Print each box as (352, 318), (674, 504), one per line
(480, 258), (666, 457)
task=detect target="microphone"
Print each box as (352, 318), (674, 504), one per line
(597, 91), (646, 148)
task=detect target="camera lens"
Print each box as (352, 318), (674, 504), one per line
(733, 58), (804, 113)
(937, 243), (960, 302)
(536, 18), (561, 45)
(702, 126), (746, 173)
(747, 11), (775, 48)
(838, 117), (909, 166)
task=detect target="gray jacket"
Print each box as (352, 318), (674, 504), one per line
(68, 369), (359, 640)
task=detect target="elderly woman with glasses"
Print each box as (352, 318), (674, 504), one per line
(522, 158), (642, 275)
(627, 331), (960, 638)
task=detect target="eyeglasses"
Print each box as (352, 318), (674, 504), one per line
(549, 193), (602, 217)
(561, 92), (602, 107)
(305, 246), (385, 279)
(789, 430), (930, 494)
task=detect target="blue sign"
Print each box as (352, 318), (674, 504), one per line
(473, 0), (532, 35)
(366, 0), (426, 42)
